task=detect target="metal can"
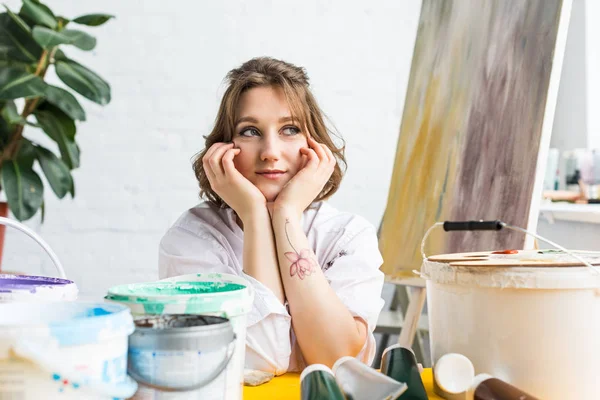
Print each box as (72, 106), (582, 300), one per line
(300, 364), (345, 400)
(380, 344), (428, 400)
(128, 314), (235, 398)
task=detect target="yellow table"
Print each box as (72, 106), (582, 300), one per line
(244, 368), (443, 399)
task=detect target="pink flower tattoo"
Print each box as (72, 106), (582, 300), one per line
(284, 219), (316, 280)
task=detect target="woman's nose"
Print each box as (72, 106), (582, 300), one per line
(260, 134), (281, 161)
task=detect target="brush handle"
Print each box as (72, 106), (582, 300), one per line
(443, 220), (503, 232)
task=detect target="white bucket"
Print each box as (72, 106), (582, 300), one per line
(423, 258), (600, 399)
(0, 274), (78, 302)
(105, 273), (254, 400)
(0, 301), (137, 399)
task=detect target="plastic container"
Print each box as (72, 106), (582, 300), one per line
(0, 274), (77, 302)
(423, 256), (600, 399)
(0, 302), (137, 399)
(106, 273), (254, 400)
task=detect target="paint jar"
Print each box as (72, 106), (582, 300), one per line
(467, 374), (540, 400)
(300, 364), (345, 400)
(433, 353), (475, 400)
(0, 301), (137, 399)
(423, 255), (600, 399)
(332, 356), (407, 400)
(0, 274), (78, 302)
(128, 314), (235, 399)
(380, 344), (428, 400)
(106, 273), (254, 400)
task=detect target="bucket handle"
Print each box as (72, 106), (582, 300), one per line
(0, 216), (66, 279)
(12, 338), (138, 398)
(127, 335), (237, 392)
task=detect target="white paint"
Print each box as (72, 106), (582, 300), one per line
(1, 0), (422, 296)
(423, 259), (600, 400)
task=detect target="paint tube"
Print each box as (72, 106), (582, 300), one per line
(332, 356), (407, 400)
(300, 364), (346, 400)
(433, 353), (475, 399)
(380, 344), (428, 400)
(467, 374), (540, 400)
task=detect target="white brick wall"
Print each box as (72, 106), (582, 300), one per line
(2, 0), (422, 296)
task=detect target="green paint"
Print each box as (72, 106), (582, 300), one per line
(143, 303), (165, 314)
(110, 281), (245, 297)
(107, 276), (253, 317)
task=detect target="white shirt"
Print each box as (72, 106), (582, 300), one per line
(158, 201), (385, 375)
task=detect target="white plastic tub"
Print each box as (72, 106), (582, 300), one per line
(423, 259), (600, 400)
(0, 302), (137, 399)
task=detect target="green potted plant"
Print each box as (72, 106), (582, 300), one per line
(0, 0), (113, 263)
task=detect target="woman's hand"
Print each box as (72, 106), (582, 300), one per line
(203, 142), (266, 222)
(273, 136), (336, 219)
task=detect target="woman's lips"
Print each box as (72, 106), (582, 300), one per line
(257, 171), (286, 180)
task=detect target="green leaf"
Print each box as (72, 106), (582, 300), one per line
(35, 145), (72, 199)
(55, 59), (110, 105)
(40, 199), (45, 222)
(0, 13), (43, 63)
(1, 159), (43, 221)
(19, 0), (56, 29)
(0, 59), (30, 71)
(69, 177), (74, 197)
(4, 5), (31, 33)
(44, 85), (86, 121)
(0, 67), (46, 99)
(56, 16), (69, 29)
(0, 105), (13, 145)
(52, 48), (67, 61)
(16, 137), (36, 168)
(72, 14), (114, 27)
(61, 29), (96, 51)
(32, 27), (96, 51)
(32, 26), (70, 49)
(34, 103), (79, 169)
(0, 100), (23, 124)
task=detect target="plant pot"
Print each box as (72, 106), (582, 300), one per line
(0, 202), (7, 270)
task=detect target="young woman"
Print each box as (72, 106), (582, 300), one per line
(159, 57), (384, 375)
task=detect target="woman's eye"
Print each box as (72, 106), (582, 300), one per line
(239, 128), (260, 137)
(282, 126), (300, 136)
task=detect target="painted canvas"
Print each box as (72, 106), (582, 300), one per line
(379, 0), (571, 277)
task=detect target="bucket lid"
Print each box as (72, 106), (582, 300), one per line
(107, 273), (254, 316)
(423, 250), (600, 289)
(129, 314), (234, 351)
(0, 302), (134, 346)
(0, 274), (78, 301)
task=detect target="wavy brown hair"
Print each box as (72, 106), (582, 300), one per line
(193, 57), (346, 208)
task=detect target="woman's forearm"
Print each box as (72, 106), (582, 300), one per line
(241, 207), (285, 304)
(271, 207), (367, 366)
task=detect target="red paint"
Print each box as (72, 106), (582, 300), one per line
(63, 380), (68, 385)
(492, 250), (519, 254)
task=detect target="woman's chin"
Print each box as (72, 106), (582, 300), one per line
(264, 193), (280, 202)
(260, 188), (282, 203)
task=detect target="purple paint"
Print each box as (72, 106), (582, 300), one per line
(0, 274), (74, 294)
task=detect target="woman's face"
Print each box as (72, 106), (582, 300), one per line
(232, 85), (308, 202)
